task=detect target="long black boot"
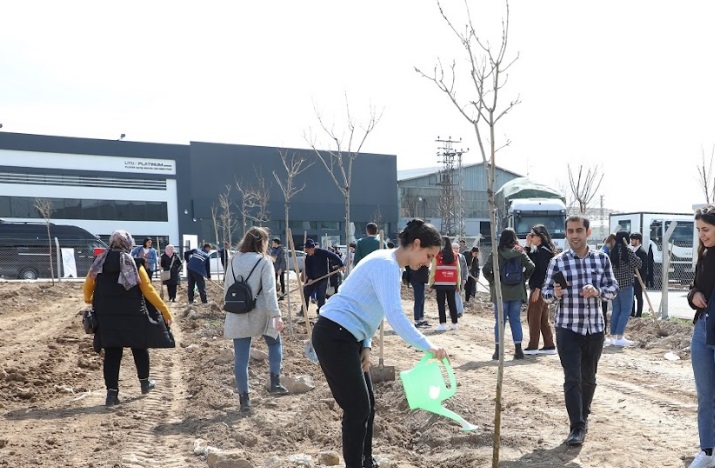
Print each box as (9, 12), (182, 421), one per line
(514, 343), (524, 360)
(268, 373), (289, 395)
(491, 345), (499, 361)
(239, 392), (251, 412)
(105, 389), (120, 406)
(140, 378), (156, 395)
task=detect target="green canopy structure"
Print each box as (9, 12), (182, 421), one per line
(494, 177), (566, 208)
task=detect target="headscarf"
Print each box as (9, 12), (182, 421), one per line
(89, 230), (140, 290)
(164, 245), (175, 257)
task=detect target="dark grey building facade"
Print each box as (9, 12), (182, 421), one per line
(0, 132), (398, 251)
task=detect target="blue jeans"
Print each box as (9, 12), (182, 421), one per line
(692, 316), (715, 450)
(610, 285), (634, 335)
(494, 300), (523, 344)
(411, 281), (425, 322)
(233, 335), (283, 393)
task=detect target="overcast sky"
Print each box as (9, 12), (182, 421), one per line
(1, 1), (714, 214)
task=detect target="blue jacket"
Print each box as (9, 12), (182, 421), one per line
(185, 248), (211, 278)
(131, 246), (158, 272)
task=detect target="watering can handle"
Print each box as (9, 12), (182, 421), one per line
(421, 353), (457, 398)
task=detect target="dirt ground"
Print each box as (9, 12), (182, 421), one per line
(0, 278), (702, 468)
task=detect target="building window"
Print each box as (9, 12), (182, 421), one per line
(0, 196), (168, 222)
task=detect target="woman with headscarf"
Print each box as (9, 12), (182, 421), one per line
(160, 244), (182, 302)
(83, 230), (173, 406)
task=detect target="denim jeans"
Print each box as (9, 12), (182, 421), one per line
(411, 281), (425, 322)
(556, 327), (604, 431)
(691, 316), (715, 450)
(493, 300), (523, 344)
(232, 335), (283, 393)
(312, 316), (375, 468)
(610, 285), (634, 335)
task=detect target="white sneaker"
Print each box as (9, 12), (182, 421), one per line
(613, 338), (634, 347)
(688, 450), (715, 468)
(450, 323), (459, 331)
(605, 337), (614, 346)
(435, 323), (448, 331)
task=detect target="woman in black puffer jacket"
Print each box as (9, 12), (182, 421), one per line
(83, 230), (173, 406)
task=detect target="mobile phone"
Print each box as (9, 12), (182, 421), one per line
(553, 271), (568, 289)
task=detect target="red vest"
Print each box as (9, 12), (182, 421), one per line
(433, 252), (458, 286)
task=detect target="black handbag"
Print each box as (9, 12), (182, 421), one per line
(82, 308), (97, 334)
(143, 298), (176, 348)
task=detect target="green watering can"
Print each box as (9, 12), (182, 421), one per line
(399, 353), (479, 432)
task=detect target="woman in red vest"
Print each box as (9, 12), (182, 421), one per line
(429, 236), (461, 331)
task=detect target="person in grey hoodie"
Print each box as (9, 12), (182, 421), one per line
(482, 228), (535, 360)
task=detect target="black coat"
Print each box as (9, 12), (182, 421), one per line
(160, 253), (182, 285)
(92, 252), (174, 350)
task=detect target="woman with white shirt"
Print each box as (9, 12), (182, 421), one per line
(312, 219), (449, 468)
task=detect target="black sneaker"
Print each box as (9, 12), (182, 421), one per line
(539, 346), (557, 355)
(416, 320), (431, 329)
(565, 427), (585, 446)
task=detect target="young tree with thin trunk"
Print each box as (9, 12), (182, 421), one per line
(567, 164), (604, 214)
(235, 178), (258, 238)
(251, 169), (271, 227)
(305, 94), (382, 274)
(696, 146), (715, 204)
(274, 148), (314, 332)
(33, 198), (55, 284)
(218, 187), (237, 247)
(416, 1), (518, 465)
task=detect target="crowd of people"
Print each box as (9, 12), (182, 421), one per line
(81, 207), (714, 467)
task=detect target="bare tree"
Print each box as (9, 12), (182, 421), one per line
(235, 178), (258, 238)
(416, 2), (518, 465)
(33, 198), (55, 284)
(252, 169), (271, 226)
(567, 164), (604, 214)
(306, 94), (382, 273)
(696, 146), (715, 204)
(217, 186), (237, 247)
(273, 148), (314, 332)
(210, 203), (220, 246)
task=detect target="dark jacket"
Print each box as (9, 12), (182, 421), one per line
(160, 253), (182, 285)
(93, 252), (173, 350)
(527, 245), (554, 290)
(305, 248), (343, 281)
(409, 265), (430, 284)
(482, 246), (535, 303)
(185, 248), (211, 278)
(633, 246), (648, 282)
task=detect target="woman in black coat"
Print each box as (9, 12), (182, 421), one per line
(83, 230), (173, 406)
(160, 244), (182, 302)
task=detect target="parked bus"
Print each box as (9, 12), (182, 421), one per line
(0, 221), (108, 279)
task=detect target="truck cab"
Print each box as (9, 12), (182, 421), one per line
(508, 198), (567, 251)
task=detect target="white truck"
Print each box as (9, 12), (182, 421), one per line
(494, 177), (568, 251)
(608, 212), (694, 285)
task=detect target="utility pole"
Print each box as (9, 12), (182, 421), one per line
(436, 136), (468, 237)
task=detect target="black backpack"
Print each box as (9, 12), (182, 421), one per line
(223, 258), (263, 314)
(500, 255), (524, 286)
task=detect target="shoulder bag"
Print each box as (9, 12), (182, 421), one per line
(160, 255), (176, 282)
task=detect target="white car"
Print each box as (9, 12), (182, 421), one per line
(208, 249), (235, 277)
(287, 250), (306, 272)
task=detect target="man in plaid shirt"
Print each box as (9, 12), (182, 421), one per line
(542, 215), (618, 447)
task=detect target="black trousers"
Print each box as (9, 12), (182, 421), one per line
(435, 287), (458, 324)
(312, 317), (375, 468)
(601, 300), (608, 330)
(632, 280), (644, 317)
(555, 327), (603, 431)
(187, 270), (207, 303)
(275, 270), (285, 294)
(303, 279), (328, 313)
(464, 276), (476, 302)
(167, 283), (178, 301)
(103, 347), (150, 391)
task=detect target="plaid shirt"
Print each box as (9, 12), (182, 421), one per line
(542, 247), (618, 335)
(611, 249), (642, 289)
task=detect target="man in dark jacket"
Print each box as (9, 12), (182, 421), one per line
(410, 265), (430, 328)
(302, 238), (343, 315)
(630, 232), (649, 317)
(184, 243), (212, 304)
(270, 238), (287, 299)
